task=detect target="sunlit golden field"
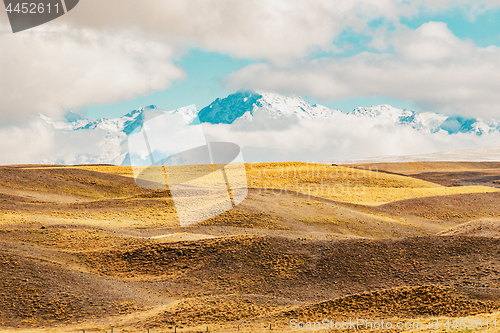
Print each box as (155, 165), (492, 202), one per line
(246, 162), (500, 205)
(2, 162), (500, 332)
(30, 162), (500, 206)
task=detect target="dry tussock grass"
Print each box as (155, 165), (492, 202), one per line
(57, 162), (500, 206)
(284, 285), (499, 320)
(246, 162), (499, 205)
(145, 294), (295, 328)
(0, 228), (148, 252)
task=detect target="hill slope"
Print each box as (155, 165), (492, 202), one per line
(1, 162), (500, 332)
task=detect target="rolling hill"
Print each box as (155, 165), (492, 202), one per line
(1, 162), (500, 332)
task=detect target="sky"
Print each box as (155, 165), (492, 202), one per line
(2, 0), (500, 164)
(2, 0), (500, 123)
(83, 3), (500, 118)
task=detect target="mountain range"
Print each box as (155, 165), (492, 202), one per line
(38, 91), (500, 165)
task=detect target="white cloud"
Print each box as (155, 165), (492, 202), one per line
(203, 112), (500, 163)
(56, 0), (500, 58)
(405, 0), (500, 20)
(61, 0), (391, 61)
(0, 23), (184, 124)
(1, 0), (500, 136)
(225, 22), (500, 118)
(0, 119), (56, 164)
(0, 117), (127, 165)
(4, 111), (500, 165)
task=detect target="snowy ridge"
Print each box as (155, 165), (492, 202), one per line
(257, 92), (342, 119)
(36, 90), (500, 165)
(38, 105), (199, 165)
(352, 105), (447, 134)
(197, 91), (342, 124)
(197, 91), (500, 135)
(350, 104), (500, 135)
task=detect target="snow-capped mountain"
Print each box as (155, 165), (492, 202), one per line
(351, 104), (447, 133)
(42, 105), (198, 135)
(198, 91), (500, 135)
(36, 90), (500, 165)
(197, 91), (342, 124)
(350, 104), (500, 135)
(37, 105), (199, 165)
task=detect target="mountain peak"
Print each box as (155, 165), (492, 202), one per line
(34, 91), (500, 166)
(198, 91), (263, 124)
(197, 90), (341, 124)
(350, 104), (413, 120)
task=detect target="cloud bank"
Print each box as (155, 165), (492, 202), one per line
(2, 109), (500, 166)
(3, 0), (500, 123)
(2, 0), (500, 164)
(0, 117), (127, 165)
(203, 111), (500, 163)
(0, 22), (183, 124)
(225, 22), (500, 118)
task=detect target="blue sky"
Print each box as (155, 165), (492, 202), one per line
(3, 0), (500, 164)
(402, 7), (500, 47)
(80, 5), (500, 120)
(84, 50), (254, 119)
(4, 0), (500, 124)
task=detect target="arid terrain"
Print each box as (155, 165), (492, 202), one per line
(1, 162), (500, 332)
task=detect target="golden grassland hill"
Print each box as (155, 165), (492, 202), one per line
(282, 285), (499, 320)
(0, 163), (491, 238)
(80, 235), (500, 303)
(349, 161), (500, 188)
(0, 165), (144, 200)
(246, 162), (499, 205)
(439, 219), (500, 238)
(0, 253), (142, 328)
(2, 162), (500, 242)
(12, 162), (499, 206)
(376, 191), (500, 222)
(143, 294), (297, 329)
(0, 228), (148, 252)
(139, 289), (500, 333)
(139, 286), (499, 330)
(2, 228), (500, 331)
(1, 163), (500, 332)
(348, 161), (500, 175)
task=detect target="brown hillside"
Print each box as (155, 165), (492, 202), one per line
(80, 235), (500, 303)
(283, 285), (499, 320)
(377, 191), (500, 221)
